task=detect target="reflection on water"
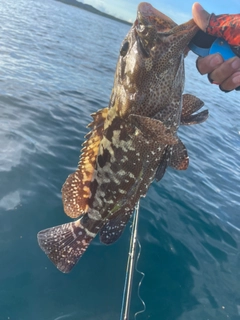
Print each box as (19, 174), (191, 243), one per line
(0, 0), (240, 319)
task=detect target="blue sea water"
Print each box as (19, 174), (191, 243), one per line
(0, 0), (240, 319)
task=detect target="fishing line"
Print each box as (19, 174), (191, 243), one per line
(120, 201), (146, 320)
(134, 238), (146, 319)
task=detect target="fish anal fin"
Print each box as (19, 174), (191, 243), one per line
(169, 139), (189, 170)
(37, 220), (95, 273)
(155, 149), (169, 182)
(181, 94), (208, 125)
(62, 107), (108, 219)
(129, 114), (177, 145)
(99, 210), (133, 245)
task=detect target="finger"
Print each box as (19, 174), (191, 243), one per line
(219, 71), (240, 92)
(196, 54), (223, 75)
(192, 2), (210, 31)
(209, 57), (240, 84)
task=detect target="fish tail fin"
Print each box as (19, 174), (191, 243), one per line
(37, 220), (96, 273)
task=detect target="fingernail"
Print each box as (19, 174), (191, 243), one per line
(231, 58), (240, 69)
(210, 54), (223, 67)
(195, 3), (204, 11)
(233, 74), (240, 85)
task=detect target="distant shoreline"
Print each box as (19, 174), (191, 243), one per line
(55, 0), (132, 26)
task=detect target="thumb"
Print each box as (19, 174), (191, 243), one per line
(192, 2), (211, 32)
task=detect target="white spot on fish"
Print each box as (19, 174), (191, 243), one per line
(88, 210), (102, 221)
(129, 172), (135, 179)
(118, 169), (126, 176)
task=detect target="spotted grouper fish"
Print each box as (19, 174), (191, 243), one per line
(37, 2), (208, 273)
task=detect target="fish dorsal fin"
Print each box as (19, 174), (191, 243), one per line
(129, 114), (177, 145)
(169, 138), (189, 170)
(62, 107), (109, 218)
(99, 209), (134, 245)
(181, 94), (209, 125)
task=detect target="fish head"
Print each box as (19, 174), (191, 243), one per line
(113, 2), (199, 118)
(135, 2), (198, 61)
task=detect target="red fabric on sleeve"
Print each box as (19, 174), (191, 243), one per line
(206, 13), (240, 46)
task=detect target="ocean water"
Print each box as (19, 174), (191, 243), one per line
(0, 0), (240, 319)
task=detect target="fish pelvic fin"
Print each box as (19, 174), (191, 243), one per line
(37, 220), (96, 273)
(181, 109), (209, 125)
(181, 94), (209, 125)
(62, 107), (109, 218)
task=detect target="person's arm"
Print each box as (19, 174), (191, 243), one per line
(192, 3), (240, 92)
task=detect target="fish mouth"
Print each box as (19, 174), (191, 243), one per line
(136, 2), (177, 33)
(171, 19), (199, 45)
(136, 2), (199, 55)
(171, 19), (199, 55)
(137, 2), (177, 28)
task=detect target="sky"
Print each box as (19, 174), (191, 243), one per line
(80, 0), (240, 24)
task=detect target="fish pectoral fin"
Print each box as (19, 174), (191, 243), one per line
(169, 139), (189, 170)
(99, 210), (133, 245)
(62, 107), (109, 219)
(129, 114), (177, 145)
(181, 94), (208, 125)
(37, 220), (95, 273)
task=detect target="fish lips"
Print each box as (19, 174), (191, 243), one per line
(137, 2), (177, 30)
(135, 2), (199, 56)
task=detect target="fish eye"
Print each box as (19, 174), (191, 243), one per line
(138, 23), (145, 32)
(120, 41), (129, 57)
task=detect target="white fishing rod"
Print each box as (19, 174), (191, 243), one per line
(120, 201), (145, 320)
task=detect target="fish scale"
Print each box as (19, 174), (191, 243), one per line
(37, 2), (209, 273)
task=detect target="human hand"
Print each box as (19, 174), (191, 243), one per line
(192, 2), (240, 92)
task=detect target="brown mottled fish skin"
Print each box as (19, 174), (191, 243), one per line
(37, 2), (208, 273)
